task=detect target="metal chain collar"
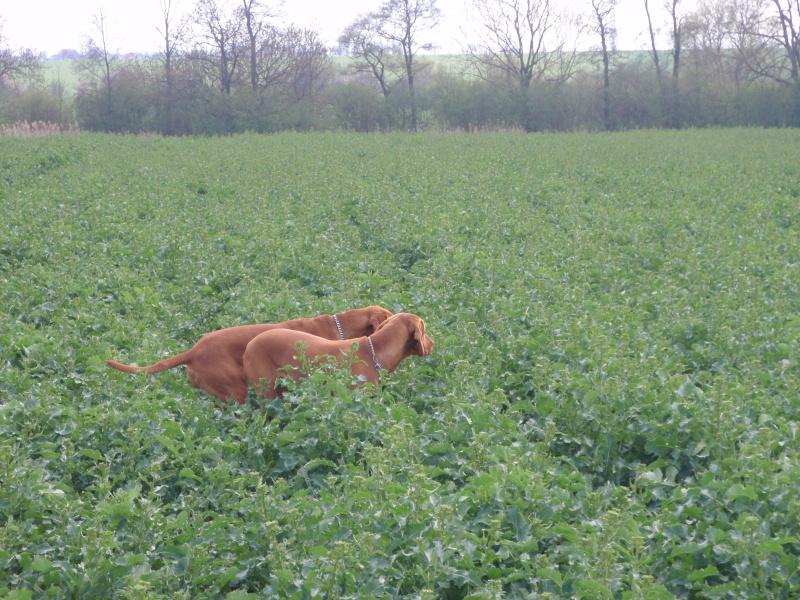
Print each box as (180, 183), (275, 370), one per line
(333, 313), (345, 340)
(367, 335), (383, 373)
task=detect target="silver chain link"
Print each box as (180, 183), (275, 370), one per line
(367, 336), (383, 372)
(333, 314), (345, 340)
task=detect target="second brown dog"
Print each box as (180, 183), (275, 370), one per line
(242, 312), (434, 399)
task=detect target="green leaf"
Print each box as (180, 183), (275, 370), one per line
(757, 539), (787, 556)
(217, 566), (240, 588)
(689, 565), (720, 582)
(225, 592), (258, 600)
(507, 507), (530, 541)
(639, 469), (663, 484)
(670, 543), (702, 559)
(725, 484), (757, 502)
(78, 448), (104, 461)
(574, 579), (613, 599)
(30, 557), (52, 572)
(538, 567), (562, 586)
(552, 523), (579, 543)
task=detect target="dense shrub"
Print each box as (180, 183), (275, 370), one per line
(5, 54), (800, 134)
(332, 82), (389, 132)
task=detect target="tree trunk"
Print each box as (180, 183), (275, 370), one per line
(644, 0), (665, 102)
(793, 81), (800, 126)
(220, 48), (231, 94)
(245, 9), (258, 90)
(404, 29), (417, 131)
(164, 28), (174, 134)
(250, 37), (257, 90)
(97, 11), (113, 126)
(670, 0), (682, 128)
(644, 0), (667, 124)
(407, 65), (417, 131)
(165, 53), (174, 134)
(600, 23), (611, 130)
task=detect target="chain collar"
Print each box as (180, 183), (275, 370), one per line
(367, 335), (383, 373)
(332, 313), (345, 340)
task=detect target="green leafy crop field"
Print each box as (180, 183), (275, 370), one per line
(1, 130), (799, 598)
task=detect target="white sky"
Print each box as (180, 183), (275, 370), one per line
(1, 0), (696, 57)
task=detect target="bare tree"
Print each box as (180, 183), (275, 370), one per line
(766, 0), (799, 84)
(666, 0), (687, 126)
(0, 48), (39, 85)
(157, 0), (186, 133)
(255, 25), (296, 90)
(667, 0), (686, 85)
(78, 10), (117, 122)
(644, 0), (665, 91)
(469, 0), (577, 130)
(94, 10), (114, 111)
(680, 0), (749, 88)
(725, 0), (799, 94)
(253, 26), (327, 95)
(715, 0), (768, 87)
(469, 0), (577, 90)
(339, 15), (404, 100)
(590, 0), (617, 129)
(0, 20), (40, 86)
(642, 0), (685, 124)
(239, 0), (274, 91)
(683, 1), (726, 80)
(373, 0), (440, 131)
(194, 0), (242, 94)
(285, 28), (330, 101)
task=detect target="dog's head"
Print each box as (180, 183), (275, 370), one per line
(343, 305), (394, 336)
(383, 312), (434, 356)
(412, 316), (434, 356)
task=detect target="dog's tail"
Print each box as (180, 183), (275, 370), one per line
(106, 349), (193, 375)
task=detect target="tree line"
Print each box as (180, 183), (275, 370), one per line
(1, 0), (799, 134)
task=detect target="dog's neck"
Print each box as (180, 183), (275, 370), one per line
(366, 335), (383, 372)
(365, 322), (410, 374)
(332, 310), (370, 340)
(332, 313), (345, 340)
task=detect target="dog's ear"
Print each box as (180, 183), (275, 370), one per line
(413, 318), (432, 356)
(368, 308), (391, 334)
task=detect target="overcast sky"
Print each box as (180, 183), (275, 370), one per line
(2, 0), (696, 57)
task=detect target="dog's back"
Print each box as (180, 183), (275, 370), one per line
(243, 328), (358, 398)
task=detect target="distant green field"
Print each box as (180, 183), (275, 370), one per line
(41, 49), (655, 97)
(40, 55), (477, 94)
(1, 130), (799, 597)
(42, 59), (79, 95)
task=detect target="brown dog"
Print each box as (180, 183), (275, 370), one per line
(106, 305), (393, 403)
(242, 312), (433, 399)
